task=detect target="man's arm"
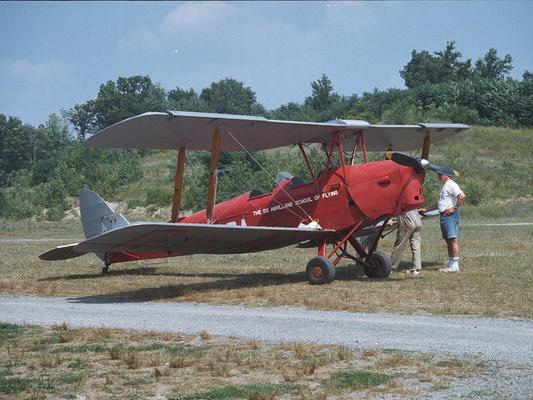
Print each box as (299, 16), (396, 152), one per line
(419, 203), (437, 214)
(444, 192), (465, 216)
(455, 192), (465, 209)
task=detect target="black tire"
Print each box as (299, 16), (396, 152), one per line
(306, 256), (335, 285)
(364, 251), (392, 279)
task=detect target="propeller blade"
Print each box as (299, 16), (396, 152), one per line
(421, 160), (459, 177)
(387, 152), (459, 176)
(385, 151), (418, 168)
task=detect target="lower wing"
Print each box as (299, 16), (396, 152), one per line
(40, 223), (335, 260)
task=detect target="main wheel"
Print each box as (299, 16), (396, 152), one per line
(364, 251), (392, 279)
(306, 256), (335, 285)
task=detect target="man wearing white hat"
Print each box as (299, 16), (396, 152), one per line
(420, 172), (465, 272)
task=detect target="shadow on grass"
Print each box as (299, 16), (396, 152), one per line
(39, 267), (247, 281)
(67, 264), (385, 304)
(395, 261), (441, 271)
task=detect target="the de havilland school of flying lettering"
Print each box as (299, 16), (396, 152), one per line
(40, 111), (467, 284)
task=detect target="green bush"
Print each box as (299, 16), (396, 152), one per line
(145, 187), (173, 207)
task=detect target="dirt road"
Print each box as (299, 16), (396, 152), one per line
(1, 295), (531, 364)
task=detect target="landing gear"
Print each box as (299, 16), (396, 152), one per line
(306, 256), (335, 285)
(102, 253), (111, 275)
(363, 251), (392, 279)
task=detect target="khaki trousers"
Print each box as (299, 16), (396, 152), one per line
(391, 209), (422, 270)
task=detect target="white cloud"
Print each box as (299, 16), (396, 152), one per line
(161, 1), (234, 33)
(1, 60), (72, 81)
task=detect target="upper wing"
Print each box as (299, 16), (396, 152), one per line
(74, 222), (335, 255)
(85, 111), (468, 152)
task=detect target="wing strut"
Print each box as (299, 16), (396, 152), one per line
(171, 146), (186, 222)
(206, 129), (221, 223)
(421, 133), (431, 160)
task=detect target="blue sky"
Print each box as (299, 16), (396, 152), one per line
(1, 1), (532, 126)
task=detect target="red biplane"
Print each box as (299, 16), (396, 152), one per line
(40, 111), (468, 284)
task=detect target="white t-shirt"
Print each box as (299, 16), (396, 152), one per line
(438, 179), (464, 212)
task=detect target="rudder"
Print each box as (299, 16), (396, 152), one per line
(79, 188), (129, 239)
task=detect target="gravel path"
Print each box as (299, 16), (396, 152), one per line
(1, 295), (531, 365)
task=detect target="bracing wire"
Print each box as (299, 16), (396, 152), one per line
(223, 129), (316, 223)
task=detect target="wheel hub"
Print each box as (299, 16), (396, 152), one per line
(311, 266), (323, 278)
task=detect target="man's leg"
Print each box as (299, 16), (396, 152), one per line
(410, 227), (422, 270)
(391, 225), (412, 271)
(446, 238), (459, 258)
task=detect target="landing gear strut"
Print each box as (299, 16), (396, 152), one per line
(102, 254), (111, 275)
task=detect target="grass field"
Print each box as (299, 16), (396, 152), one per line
(0, 322), (485, 399)
(1, 218), (531, 318)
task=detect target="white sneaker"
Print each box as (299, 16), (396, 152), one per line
(406, 269), (420, 277)
(439, 267), (459, 273)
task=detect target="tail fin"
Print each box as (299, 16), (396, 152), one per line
(79, 188), (129, 239)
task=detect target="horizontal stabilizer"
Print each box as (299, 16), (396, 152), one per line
(39, 243), (86, 261)
(74, 222), (335, 255)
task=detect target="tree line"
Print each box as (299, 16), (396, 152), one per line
(1, 41), (531, 219)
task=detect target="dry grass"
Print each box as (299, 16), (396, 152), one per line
(0, 219), (532, 318)
(0, 323), (488, 399)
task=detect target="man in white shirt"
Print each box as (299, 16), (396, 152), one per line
(420, 173), (465, 272)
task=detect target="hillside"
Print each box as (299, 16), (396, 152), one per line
(105, 126), (532, 221)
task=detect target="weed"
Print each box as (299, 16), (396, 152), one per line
(58, 332), (73, 343)
(0, 375), (32, 394)
(67, 358), (87, 369)
(52, 322), (69, 331)
(122, 351), (140, 369)
(208, 361), (231, 377)
(174, 383), (295, 400)
(39, 353), (62, 368)
(124, 377), (148, 387)
(377, 351), (411, 368)
(0, 323), (24, 343)
(59, 373), (84, 384)
(169, 356), (186, 369)
(301, 357), (321, 376)
(6, 341), (26, 366)
(335, 346), (353, 361)
(53, 343), (106, 353)
(108, 345), (123, 360)
(325, 370), (391, 389)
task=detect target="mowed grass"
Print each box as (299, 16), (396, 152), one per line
(0, 218), (531, 318)
(0, 323), (484, 399)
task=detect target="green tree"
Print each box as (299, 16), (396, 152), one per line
(400, 41), (472, 88)
(66, 101), (97, 141)
(306, 74), (335, 111)
(0, 115), (33, 184)
(200, 78), (265, 115)
(69, 76), (168, 136)
(167, 87), (204, 111)
(474, 48), (513, 79)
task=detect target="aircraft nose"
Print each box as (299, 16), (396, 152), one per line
(401, 174), (424, 211)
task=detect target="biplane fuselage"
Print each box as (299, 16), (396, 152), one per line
(184, 160), (423, 233)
